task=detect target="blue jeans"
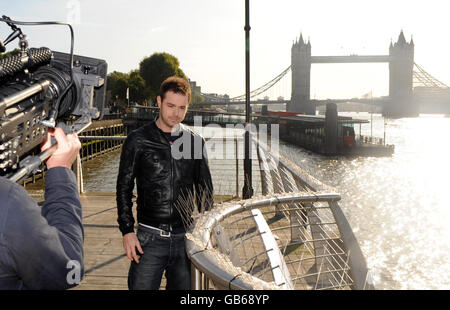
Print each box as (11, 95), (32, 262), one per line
(127, 225), (191, 290)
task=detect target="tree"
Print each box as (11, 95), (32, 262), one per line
(106, 71), (129, 109)
(106, 52), (188, 108)
(139, 52), (186, 101)
(128, 70), (147, 103)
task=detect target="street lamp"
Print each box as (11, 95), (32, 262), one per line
(242, 0), (254, 199)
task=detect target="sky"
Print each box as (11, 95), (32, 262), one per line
(1, 0), (449, 100)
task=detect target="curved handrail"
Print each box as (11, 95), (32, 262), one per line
(255, 138), (375, 290)
(186, 135), (375, 290)
(186, 192), (341, 290)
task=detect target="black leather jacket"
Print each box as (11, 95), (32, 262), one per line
(116, 121), (214, 235)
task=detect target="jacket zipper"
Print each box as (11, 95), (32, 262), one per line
(161, 127), (176, 229)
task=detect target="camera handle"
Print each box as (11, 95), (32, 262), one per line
(1, 15), (29, 52)
(8, 144), (57, 183)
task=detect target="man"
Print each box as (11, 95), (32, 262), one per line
(116, 76), (214, 290)
(0, 128), (84, 290)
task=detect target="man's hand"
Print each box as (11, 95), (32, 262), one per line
(123, 233), (144, 263)
(41, 127), (81, 169)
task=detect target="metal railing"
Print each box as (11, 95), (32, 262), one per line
(187, 193), (341, 290)
(356, 134), (385, 146)
(186, 137), (375, 290)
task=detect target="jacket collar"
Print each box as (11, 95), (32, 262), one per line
(150, 118), (188, 134)
(147, 119), (189, 145)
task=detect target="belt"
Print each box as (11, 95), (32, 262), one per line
(138, 223), (185, 238)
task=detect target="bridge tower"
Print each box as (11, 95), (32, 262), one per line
(387, 31), (418, 117)
(289, 34), (315, 115)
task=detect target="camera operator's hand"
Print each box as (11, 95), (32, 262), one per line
(41, 127), (81, 169)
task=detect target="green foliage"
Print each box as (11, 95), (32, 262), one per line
(139, 52), (186, 101)
(106, 52), (189, 106)
(128, 70), (147, 102)
(107, 71), (129, 101)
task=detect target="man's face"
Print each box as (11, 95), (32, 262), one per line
(156, 90), (189, 131)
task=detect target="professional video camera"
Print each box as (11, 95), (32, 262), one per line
(0, 15), (107, 182)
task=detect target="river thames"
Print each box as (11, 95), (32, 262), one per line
(79, 112), (449, 290)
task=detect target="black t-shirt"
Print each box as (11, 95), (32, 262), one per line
(163, 131), (179, 144)
(157, 126), (181, 145)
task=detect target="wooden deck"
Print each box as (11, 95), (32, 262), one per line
(72, 192), (138, 290)
(71, 192), (233, 290)
(24, 185), (235, 290)
(28, 191), (133, 290)
(25, 191), (234, 290)
(29, 191), (168, 290)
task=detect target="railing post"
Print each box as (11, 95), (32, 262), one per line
(255, 142), (270, 195)
(279, 166), (307, 244)
(203, 274), (210, 290)
(235, 138), (239, 198)
(266, 152), (284, 216)
(191, 264), (202, 290)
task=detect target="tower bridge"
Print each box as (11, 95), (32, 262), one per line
(310, 55), (392, 63)
(193, 31), (449, 117)
(290, 31), (415, 117)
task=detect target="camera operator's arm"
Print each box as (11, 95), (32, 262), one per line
(0, 128), (83, 289)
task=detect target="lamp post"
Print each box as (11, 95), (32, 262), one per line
(242, 0), (253, 199)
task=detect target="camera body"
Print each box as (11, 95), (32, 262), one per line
(0, 49), (107, 176)
(52, 51), (107, 121)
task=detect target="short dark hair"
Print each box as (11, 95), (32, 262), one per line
(159, 76), (191, 104)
